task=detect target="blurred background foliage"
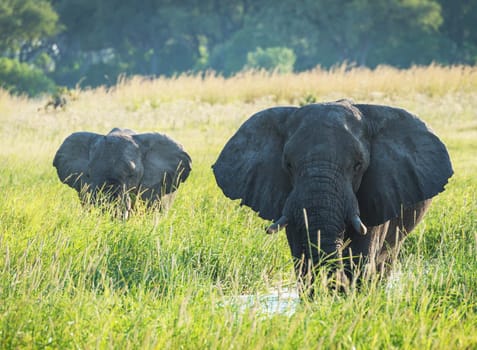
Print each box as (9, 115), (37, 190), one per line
(0, 0), (476, 96)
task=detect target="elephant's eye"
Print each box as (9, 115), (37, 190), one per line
(354, 161), (363, 172)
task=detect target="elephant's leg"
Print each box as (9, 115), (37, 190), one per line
(346, 199), (431, 278)
(375, 200), (432, 272)
(344, 223), (389, 279)
(343, 222), (387, 281)
(285, 228), (306, 288)
(347, 221), (404, 279)
(139, 188), (176, 211)
(157, 192), (176, 211)
(285, 226), (318, 297)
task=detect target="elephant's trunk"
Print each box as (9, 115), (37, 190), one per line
(300, 206), (345, 263)
(287, 188), (345, 262)
(89, 181), (133, 219)
(284, 165), (352, 293)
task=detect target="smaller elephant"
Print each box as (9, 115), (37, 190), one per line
(53, 128), (191, 217)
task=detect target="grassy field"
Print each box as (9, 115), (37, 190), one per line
(0, 65), (476, 349)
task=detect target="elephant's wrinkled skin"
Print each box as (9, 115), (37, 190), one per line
(213, 100), (453, 294)
(54, 128), (191, 216)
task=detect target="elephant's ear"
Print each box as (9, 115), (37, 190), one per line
(356, 104), (453, 227)
(133, 133), (191, 195)
(212, 107), (297, 221)
(53, 132), (101, 191)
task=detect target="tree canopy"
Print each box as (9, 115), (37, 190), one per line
(1, 0), (476, 94)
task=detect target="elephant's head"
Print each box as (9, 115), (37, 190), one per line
(53, 128), (191, 214)
(213, 101), (452, 292)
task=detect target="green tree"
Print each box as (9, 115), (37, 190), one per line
(298, 0), (443, 67)
(52, 0), (211, 85)
(0, 0), (61, 60)
(19, 0), (475, 88)
(205, 0), (443, 72)
(437, 0), (477, 63)
(0, 0), (61, 95)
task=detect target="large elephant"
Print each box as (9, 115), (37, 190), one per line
(53, 128), (191, 217)
(213, 100), (453, 294)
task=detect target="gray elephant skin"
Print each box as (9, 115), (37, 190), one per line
(213, 100), (453, 294)
(53, 128), (191, 216)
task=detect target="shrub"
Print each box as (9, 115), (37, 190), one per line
(0, 57), (56, 96)
(245, 47), (296, 73)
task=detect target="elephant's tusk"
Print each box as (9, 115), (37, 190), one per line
(266, 216), (288, 234)
(351, 215), (367, 235)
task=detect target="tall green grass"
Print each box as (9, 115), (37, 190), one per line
(0, 66), (476, 349)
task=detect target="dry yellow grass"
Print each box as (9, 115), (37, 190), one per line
(107, 64), (477, 104)
(1, 64), (475, 164)
(2, 64), (476, 112)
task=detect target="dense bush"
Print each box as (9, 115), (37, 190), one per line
(245, 47), (296, 73)
(0, 57), (55, 96)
